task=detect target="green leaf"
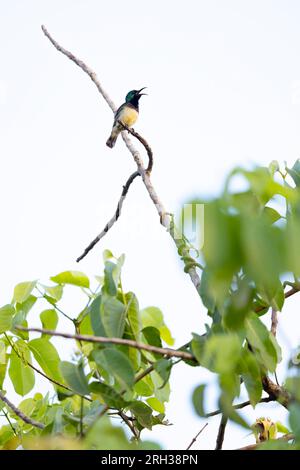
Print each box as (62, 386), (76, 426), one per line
(103, 261), (118, 296)
(59, 362), (89, 396)
(93, 348), (134, 391)
(90, 295), (106, 337)
(153, 359), (172, 389)
(39, 309), (58, 334)
(192, 384), (206, 417)
(286, 159), (300, 187)
(8, 340), (35, 396)
(50, 271), (90, 288)
(199, 269), (216, 312)
(240, 350), (262, 406)
(125, 292), (141, 340)
(191, 333), (206, 364)
(146, 397), (165, 413)
(263, 207), (282, 224)
(44, 285), (63, 302)
(13, 281), (37, 304)
(245, 314), (279, 372)
(101, 295), (126, 338)
(159, 325), (174, 346)
(289, 403), (300, 440)
(140, 307), (164, 329)
(89, 382), (128, 409)
(201, 334), (242, 374)
(28, 338), (63, 384)
(141, 326), (162, 360)
(130, 401), (153, 430)
(276, 421), (290, 434)
(134, 375), (154, 397)
(16, 295), (37, 316)
(0, 305), (14, 333)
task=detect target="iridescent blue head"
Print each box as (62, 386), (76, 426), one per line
(125, 87), (147, 107)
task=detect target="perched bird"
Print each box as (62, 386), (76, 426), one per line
(106, 87), (147, 148)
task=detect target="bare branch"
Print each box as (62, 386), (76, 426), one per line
(0, 390), (45, 430)
(76, 170), (139, 262)
(205, 396), (274, 418)
(237, 433), (294, 450)
(118, 122), (153, 173)
(262, 376), (291, 409)
(41, 25), (201, 294)
(271, 307), (278, 337)
(186, 423), (208, 450)
(16, 326), (195, 361)
(215, 414), (228, 450)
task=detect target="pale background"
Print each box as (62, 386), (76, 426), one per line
(1, 0), (300, 450)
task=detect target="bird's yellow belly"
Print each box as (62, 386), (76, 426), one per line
(119, 107), (138, 127)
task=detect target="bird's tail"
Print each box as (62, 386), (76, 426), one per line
(106, 128), (119, 148)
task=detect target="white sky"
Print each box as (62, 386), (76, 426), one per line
(1, 0), (300, 450)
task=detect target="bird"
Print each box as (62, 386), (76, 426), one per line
(106, 87), (147, 148)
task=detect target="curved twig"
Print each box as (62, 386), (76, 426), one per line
(118, 122), (153, 173)
(76, 170), (140, 262)
(0, 390), (45, 429)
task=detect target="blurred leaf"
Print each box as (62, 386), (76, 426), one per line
(0, 305), (14, 333)
(29, 338), (63, 385)
(101, 295), (126, 338)
(263, 206), (282, 224)
(286, 159), (300, 187)
(13, 281), (37, 304)
(245, 314), (279, 372)
(50, 271), (89, 288)
(40, 309), (58, 335)
(130, 401), (153, 430)
(44, 285), (63, 302)
(289, 403), (300, 440)
(191, 333), (206, 364)
(146, 397), (165, 413)
(153, 359), (172, 389)
(89, 382), (128, 409)
(93, 348), (134, 391)
(59, 362), (89, 396)
(90, 295), (106, 337)
(9, 340), (35, 396)
(240, 350), (262, 406)
(125, 292), (141, 340)
(192, 384), (206, 417)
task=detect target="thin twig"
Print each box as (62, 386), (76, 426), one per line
(2, 408), (17, 436)
(76, 171), (139, 262)
(205, 396), (274, 418)
(0, 390), (44, 429)
(215, 414), (228, 450)
(118, 411), (139, 440)
(79, 397), (84, 438)
(41, 25), (201, 294)
(271, 308), (278, 336)
(186, 423), (208, 450)
(15, 326), (194, 361)
(237, 433), (294, 450)
(255, 286), (300, 313)
(118, 122), (153, 173)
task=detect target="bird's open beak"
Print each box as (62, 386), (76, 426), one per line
(138, 87), (147, 96)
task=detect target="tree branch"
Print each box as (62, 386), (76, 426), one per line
(76, 170), (139, 262)
(261, 376), (291, 409)
(0, 390), (45, 430)
(205, 396), (274, 418)
(15, 326), (195, 361)
(186, 423), (208, 450)
(118, 122), (153, 173)
(215, 414), (228, 450)
(41, 25), (201, 294)
(237, 433), (294, 450)
(271, 307), (278, 337)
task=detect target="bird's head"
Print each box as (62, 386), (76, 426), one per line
(125, 87), (147, 104)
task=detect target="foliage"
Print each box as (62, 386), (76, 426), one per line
(1, 160), (300, 449)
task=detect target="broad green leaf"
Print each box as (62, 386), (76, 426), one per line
(16, 295), (37, 315)
(40, 309), (58, 334)
(286, 159), (300, 187)
(192, 384), (206, 417)
(84, 416), (133, 450)
(130, 401), (153, 430)
(93, 348), (134, 391)
(199, 269), (216, 312)
(0, 305), (14, 333)
(125, 292), (141, 340)
(191, 333), (206, 364)
(103, 261), (117, 296)
(44, 285), (63, 301)
(90, 295), (106, 337)
(151, 371), (170, 403)
(102, 249), (114, 261)
(134, 375), (154, 397)
(245, 314), (279, 372)
(153, 359), (172, 389)
(146, 397), (165, 413)
(8, 340), (35, 396)
(240, 350), (262, 406)
(159, 325), (174, 346)
(201, 334), (242, 374)
(141, 326), (162, 360)
(276, 421), (290, 434)
(13, 281), (37, 304)
(263, 206), (281, 224)
(289, 403), (300, 440)
(89, 382), (128, 409)
(28, 338), (63, 384)
(140, 307), (164, 329)
(59, 362), (89, 396)
(101, 295), (126, 338)
(50, 271), (89, 288)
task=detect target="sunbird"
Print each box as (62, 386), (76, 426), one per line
(106, 87), (147, 148)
